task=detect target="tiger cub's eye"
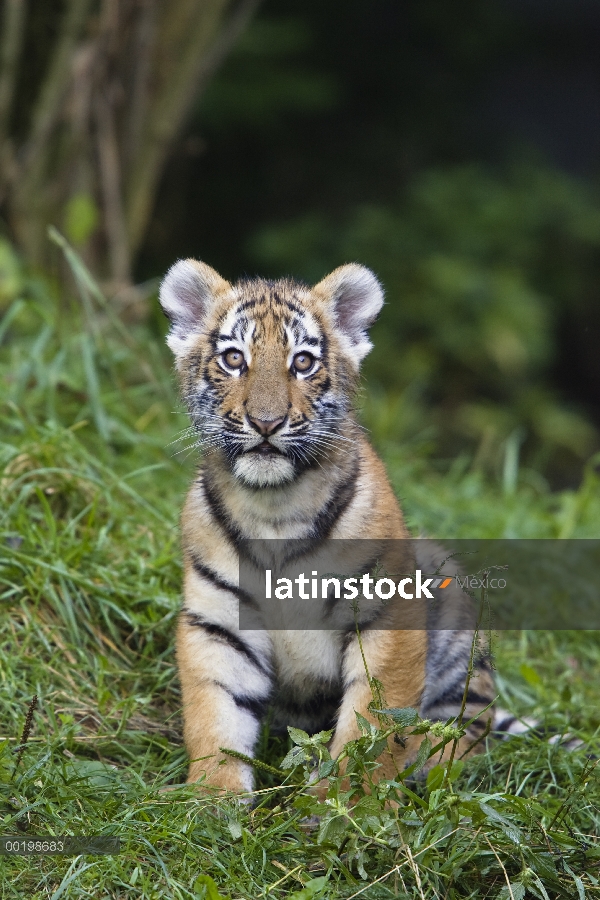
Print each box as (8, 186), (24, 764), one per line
(293, 352), (315, 373)
(223, 349), (245, 369)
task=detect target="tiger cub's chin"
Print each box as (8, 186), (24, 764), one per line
(159, 258), (497, 793)
(232, 452), (296, 487)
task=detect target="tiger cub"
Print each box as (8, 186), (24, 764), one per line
(159, 259), (495, 791)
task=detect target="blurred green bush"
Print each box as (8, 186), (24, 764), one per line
(1, 231), (599, 539)
(249, 164), (600, 483)
(2, 160), (599, 493)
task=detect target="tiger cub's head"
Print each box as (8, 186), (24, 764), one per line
(160, 261), (383, 487)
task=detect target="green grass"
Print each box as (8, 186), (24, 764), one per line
(1, 245), (600, 898)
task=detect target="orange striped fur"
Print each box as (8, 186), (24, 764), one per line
(160, 260), (495, 791)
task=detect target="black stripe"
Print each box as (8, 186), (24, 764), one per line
(342, 632), (356, 653)
(274, 685), (341, 718)
(201, 476), (243, 549)
(339, 609), (387, 636)
(236, 297), (259, 312)
(272, 461), (360, 568)
(320, 332), (329, 368)
(466, 719), (489, 733)
(464, 690), (495, 706)
(199, 434), (358, 556)
(496, 723), (568, 742)
(270, 292), (303, 315)
(273, 688), (341, 732)
(183, 611), (270, 675)
(422, 684), (492, 714)
(426, 642), (472, 679)
(422, 666), (466, 705)
(493, 716), (517, 733)
(339, 604), (388, 642)
(212, 681), (270, 720)
(219, 685), (270, 720)
(190, 554), (258, 610)
(310, 458), (360, 541)
(323, 579), (344, 617)
(317, 374), (332, 395)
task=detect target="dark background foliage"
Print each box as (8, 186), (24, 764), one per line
(2, 0), (599, 486)
(139, 0), (600, 485)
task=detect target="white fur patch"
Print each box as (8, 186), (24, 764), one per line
(166, 328), (202, 363)
(160, 261), (206, 331)
(233, 453), (296, 487)
(271, 631), (341, 685)
(159, 259), (231, 362)
(314, 264), (384, 366)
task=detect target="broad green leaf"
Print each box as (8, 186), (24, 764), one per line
(426, 759), (463, 792)
(193, 875), (229, 900)
(227, 818), (242, 840)
(281, 745), (306, 769)
(497, 884), (525, 900)
(287, 876), (328, 899)
(352, 796), (383, 817)
(354, 712), (374, 735)
(311, 729), (333, 745)
(373, 707), (419, 727)
(479, 801), (522, 845)
(412, 736), (432, 775)
(317, 814), (349, 846)
(318, 759), (336, 778)
(288, 727), (311, 746)
(564, 862), (586, 900)
(364, 736), (389, 761)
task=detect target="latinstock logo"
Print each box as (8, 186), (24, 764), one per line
(265, 569), (506, 600)
(240, 538), (600, 631)
(263, 569), (493, 601)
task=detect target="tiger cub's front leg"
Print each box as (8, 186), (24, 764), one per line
(177, 611), (273, 791)
(329, 629), (428, 779)
(331, 629), (495, 781)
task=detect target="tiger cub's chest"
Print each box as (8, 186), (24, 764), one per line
(269, 629), (342, 686)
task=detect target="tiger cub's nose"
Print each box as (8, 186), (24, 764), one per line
(247, 414), (286, 436)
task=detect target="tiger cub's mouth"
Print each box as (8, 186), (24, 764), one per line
(234, 436), (295, 486)
(248, 440), (284, 457)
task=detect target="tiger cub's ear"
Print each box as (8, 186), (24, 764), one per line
(313, 264), (384, 364)
(159, 259), (232, 358)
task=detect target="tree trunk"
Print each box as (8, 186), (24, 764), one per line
(0, 0), (261, 296)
